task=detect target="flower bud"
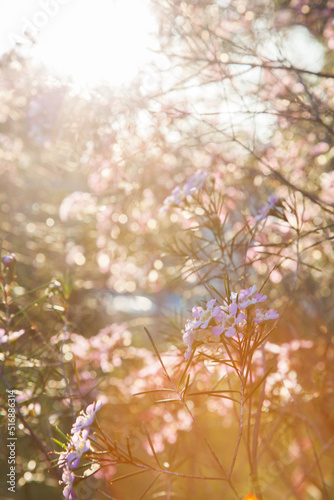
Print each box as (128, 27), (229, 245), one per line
(47, 279), (63, 295)
(2, 253), (16, 270)
(2, 253), (16, 283)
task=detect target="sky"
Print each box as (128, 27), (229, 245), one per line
(0, 1), (324, 91)
(0, 0), (157, 86)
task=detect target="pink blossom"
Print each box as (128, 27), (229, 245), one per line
(228, 302), (238, 316)
(324, 18), (334, 51)
(230, 286), (267, 309)
(71, 400), (102, 434)
(182, 287), (278, 357)
(255, 195), (279, 222)
(59, 191), (97, 222)
(182, 296), (246, 356)
(182, 298), (224, 357)
(59, 429), (91, 470)
(211, 325), (225, 336)
(143, 406), (193, 455)
(219, 309), (245, 338)
(182, 328), (195, 360)
(184, 170), (208, 195)
(254, 309), (279, 323)
(192, 299), (222, 329)
(310, 142), (330, 156)
(68, 429), (91, 468)
(0, 328), (25, 344)
(161, 170), (208, 212)
(61, 466), (74, 500)
(160, 186), (186, 212)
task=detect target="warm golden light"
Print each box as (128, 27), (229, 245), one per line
(31, 0), (156, 86)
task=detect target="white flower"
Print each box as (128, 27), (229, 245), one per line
(61, 466), (74, 499)
(0, 328), (25, 344)
(58, 429), (91, 470)
(67, 429), (91, 468)
(71, 400), (102, 434)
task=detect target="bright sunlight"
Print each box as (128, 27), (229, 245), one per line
(5, 0), (156, 87)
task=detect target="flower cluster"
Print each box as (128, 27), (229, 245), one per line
(59, 191), (97, 222)
(0, 328), (25, 344)
(70, 400), (102, 434)
(255, 195), (279, 222)
(161, 170), (208, 212)
(324, 18), (334, 50)
(182, 286), (279, 359)
(58, 401), (102, 499)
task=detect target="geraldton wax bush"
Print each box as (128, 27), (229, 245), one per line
(182, 286), (279, 360)
(1, 0), (334, 498)
(51, 163), (286, 499)
(49, 142), (332, 500)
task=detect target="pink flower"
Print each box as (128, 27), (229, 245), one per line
(61, 466), (74, 499)
(228, 302), (238, 316)
(182, 299), (222, 358)
(161, 186), (185, 212)
(254, 309), (279, 323)
(59, 191), (96, 222)
(58, 400), (103, 497)
(68, 429), (91, 468)
(0, 328), (25, 344)
(182, 286), (278, 357)
(225, 327), (237, 338)
(184, 346), (193, 361)
(182, 296), (246, 356)
(255, 195), (279, 222)
(324, 18), (334, 51)
(211, 325), (224, 336)
(184, 170), (208, 195)
(161, 170), (208, 212)
(59, 429), (91, 469)
(183, 327), (195, 360)
(230, 286), (267, 309)
(192, 299), (222, 329)
(71, 400), (102, 434)
(218, 308), (245, 338)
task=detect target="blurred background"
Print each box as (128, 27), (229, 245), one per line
(0, 0), (334, 499)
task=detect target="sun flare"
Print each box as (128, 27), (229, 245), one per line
(32, 0), (156, 86)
